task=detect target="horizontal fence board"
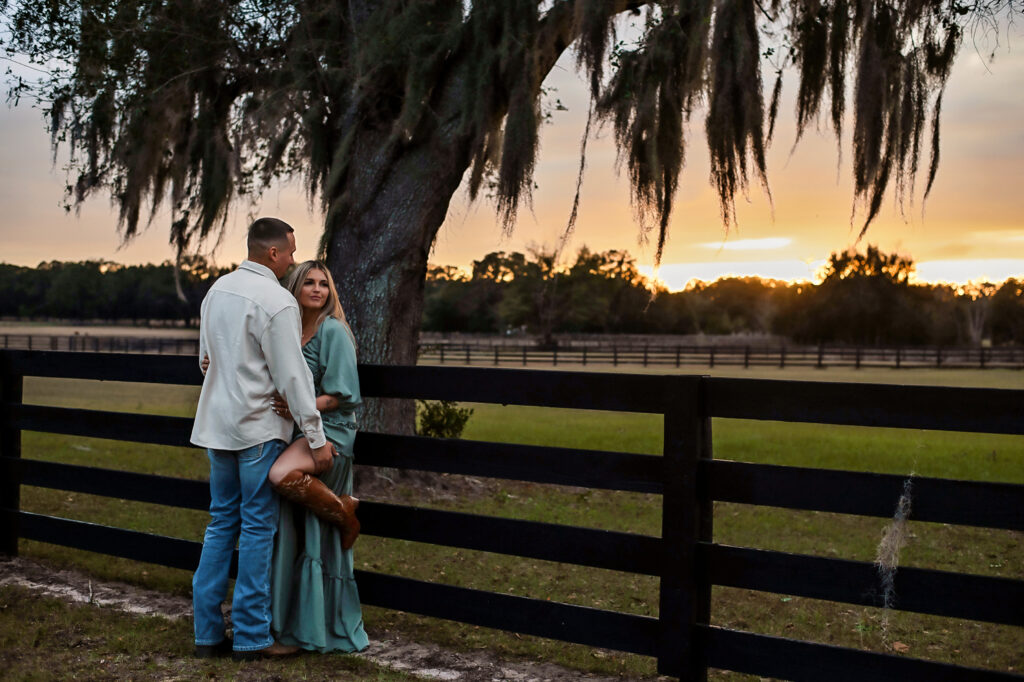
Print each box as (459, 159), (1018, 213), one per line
(353, 570), (659, 657)
(707, 377), (1024, 434)
(9, 404), (195, 448)
(361, 501), (662, 576)
(359, 364), (670, 413)
(2, 350), (202, 385)
(708, 460), (1024, 531)
(11, 510), (205, 572)
(702, 625), (1023, 681)
(707, 544), (1024, 626)
(2, 457), (209, 511)
(419, 343), (1024, 370)
(355, 432), (664, 494)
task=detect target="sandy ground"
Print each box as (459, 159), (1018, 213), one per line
(0, 555), (656, 682)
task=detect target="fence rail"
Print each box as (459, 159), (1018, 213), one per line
(3, 333), (1023, 370)
(419, 342), (1024, 370)
(0, 333), (199, 355)
(0, 350), (1022, 681)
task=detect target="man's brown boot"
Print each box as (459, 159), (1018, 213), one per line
(273, 470), (360, 549)
(232, 641), (301, 661)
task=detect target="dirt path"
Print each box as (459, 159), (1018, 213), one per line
(0, 556), (653, 682)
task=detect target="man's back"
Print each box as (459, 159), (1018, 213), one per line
(191, 260), (308, 450)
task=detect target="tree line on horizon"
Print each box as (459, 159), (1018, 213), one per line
(423, 245), (1024, 347)
(1, 246), (1022, 347)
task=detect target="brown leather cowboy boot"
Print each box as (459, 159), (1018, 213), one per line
(273, 471), (360, 549)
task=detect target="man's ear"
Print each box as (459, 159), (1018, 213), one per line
(267, 244), (279, 260)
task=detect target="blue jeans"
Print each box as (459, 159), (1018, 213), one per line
(193, 440), (285, 651)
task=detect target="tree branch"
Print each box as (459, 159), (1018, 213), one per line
(534, 0), (649, 86)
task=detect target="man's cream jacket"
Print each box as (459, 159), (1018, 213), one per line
(191, 260), (326, 451)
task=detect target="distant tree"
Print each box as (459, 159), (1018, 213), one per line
(564, 248), (657, 332)
(691, 277), (783, 334)
(6, 0), (1014, 431)
(990, 279), (1024, 344)
(819, 246), (915, 284)
(959, 281), (996, 346)
(41, 261), (104, 319)
(793, 246), (927, 344)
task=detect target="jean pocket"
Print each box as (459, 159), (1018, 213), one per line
(237, 442), (265, 463)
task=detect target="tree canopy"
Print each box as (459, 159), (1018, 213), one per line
(4, 0), (1015, 263)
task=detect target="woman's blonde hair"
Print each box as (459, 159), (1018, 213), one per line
(285, 260), (356, 349)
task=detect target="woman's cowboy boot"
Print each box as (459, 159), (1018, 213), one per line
(273, 471), (361, 549)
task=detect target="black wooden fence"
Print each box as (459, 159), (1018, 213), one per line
(419, 342), (1024, 370)
(0, 349), (1022, 681)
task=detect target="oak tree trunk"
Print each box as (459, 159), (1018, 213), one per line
(323, 75), (475, 490)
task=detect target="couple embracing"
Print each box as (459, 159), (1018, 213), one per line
(190, 217), (368, 660)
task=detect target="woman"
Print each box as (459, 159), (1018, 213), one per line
(267, 260), (369, 653)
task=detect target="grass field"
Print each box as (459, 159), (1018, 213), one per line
(12, 366), (1024, 679)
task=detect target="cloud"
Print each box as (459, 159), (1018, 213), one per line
(641, 259), (824, 290)
(914, 259), (1024, 285)
(699, 237), (793, 251)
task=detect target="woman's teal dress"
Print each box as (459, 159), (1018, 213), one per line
(270, 316), (369, 652)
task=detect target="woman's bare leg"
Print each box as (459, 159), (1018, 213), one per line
(268, 439), (316, 486)
(267, 438), (360, 549)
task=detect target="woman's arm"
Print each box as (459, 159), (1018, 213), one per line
(272, 391), (339, 420)
(316, 394), (340, 412)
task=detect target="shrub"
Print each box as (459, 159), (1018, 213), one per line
(416, 400), (474, 439)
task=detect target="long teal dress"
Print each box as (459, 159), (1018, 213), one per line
(270, 316), (369, 652)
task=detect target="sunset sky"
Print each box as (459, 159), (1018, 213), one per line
(1, 22), (1022, 291)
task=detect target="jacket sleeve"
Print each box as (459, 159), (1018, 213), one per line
(262, 305), (326, 449)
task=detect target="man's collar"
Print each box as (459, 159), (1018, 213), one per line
(239, 260), (279, 281)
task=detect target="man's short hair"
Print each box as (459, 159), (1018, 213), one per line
(247, 217), (294, 253)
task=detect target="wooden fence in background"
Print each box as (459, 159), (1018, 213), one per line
(1, 350), (1022, 680)
(3, 333), (1023, 369)
(420, 342), (1024, 369)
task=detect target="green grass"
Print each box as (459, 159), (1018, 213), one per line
(11, 369), (1024, 679)
(0, 585), (416, 681)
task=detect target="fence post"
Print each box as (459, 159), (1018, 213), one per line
(895, 346), (901, 369)
(582, 348), (587, 366)
(744, 346), (750, 369)
(816, 344), (824, 369)
(779, 345), (786, 369)
(522, 347), (527, 366)
(465, 346), (471, 365)
(708, 348), (715, 369)
(855, 347), (861, 370)
(0, 352), (24, 556)
(494, 347), (500, 366)
(936, 346), (942, 368)
(676, 346), (681, 368)
(613, 347), (618, 367)
(979, 347), (986, 369)
(657, 375), (712, 681)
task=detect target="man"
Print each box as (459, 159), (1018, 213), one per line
(190, 217), (335, 661)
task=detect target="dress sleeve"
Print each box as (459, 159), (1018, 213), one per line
(319, 318), (362, 411)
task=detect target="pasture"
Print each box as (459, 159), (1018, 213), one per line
(13, 366), (1024, 678)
